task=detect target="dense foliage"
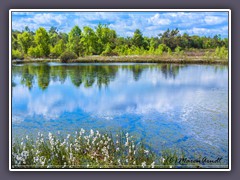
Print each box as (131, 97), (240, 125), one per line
(11, 25), (228, 60)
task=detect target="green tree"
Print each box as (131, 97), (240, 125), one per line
(190, 35), (203, 49)
(202, 37), (212, 49)
(223, 38), (228, 48)
(48, 26), (59, 47)
(50, 39), (65, 58)
(28, 46), (41, 58)
(102, 43), (115, 56)
(132, 29), (144, 48)
(67, 25), (81, 56)
(80, 26), (98, 55)
(59, 32), (68, 44)
(95, 24), (117, 54)
(24, 26), (31, 33)
(34, 27), (50, 57)
(213, 34), (221, 47)
(17, 31), (33, 54)
(148, 38), (157, 54)
(12, 30), (21, 50)
(180, 33), (190, 49)
(159, 28), (181, 50)
(12, 49), (24, 60)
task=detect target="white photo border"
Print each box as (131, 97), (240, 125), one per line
(9, 9), (231, 171)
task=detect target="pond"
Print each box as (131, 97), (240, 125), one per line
(11, 63), (229, 165)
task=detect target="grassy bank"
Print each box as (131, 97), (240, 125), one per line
(12, 129), (203, 169)
(12, 52), (228, 65)
(13, 49), (228, 65)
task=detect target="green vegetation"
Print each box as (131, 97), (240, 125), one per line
(215, 46), (228, 59)
(12, 25), (228, 61)
(59, 51), (78, 63)
(12, 49), (24, 60)
(12, 129), (206, 169)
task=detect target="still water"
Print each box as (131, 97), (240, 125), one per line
(12, 63), (228, 163)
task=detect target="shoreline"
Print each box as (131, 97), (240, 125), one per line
(12, 55), (228, 65)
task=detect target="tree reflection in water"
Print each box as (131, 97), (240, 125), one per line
(12, 63), (222, 90)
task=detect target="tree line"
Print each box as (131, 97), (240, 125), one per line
(12, 24), (228, 60)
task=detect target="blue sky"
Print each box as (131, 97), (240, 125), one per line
(12, 11), (229, 38)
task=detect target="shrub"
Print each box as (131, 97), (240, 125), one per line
(154, 44), (170, 55)
(167, 47), (172, 55)
(12, 49), (24, 60)
(174, 46), (184, 56)
(59, 51), (78, 63)
(174, 46), (181, 53)
(215, 46), (228, 59)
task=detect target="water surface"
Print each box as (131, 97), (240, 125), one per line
(12, 63), (228, 164)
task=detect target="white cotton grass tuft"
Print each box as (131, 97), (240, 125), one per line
(144, 150), (149, 155)
(141, 161), (146, 168)
(11, 129), (180, 169)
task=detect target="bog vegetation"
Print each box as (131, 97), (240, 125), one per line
(12, 25), (228, 61)
(12, 129), (204, 169)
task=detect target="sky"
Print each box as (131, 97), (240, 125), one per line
(12, 11), (229, 38)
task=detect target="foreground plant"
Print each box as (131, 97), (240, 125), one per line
(12, 129), (199, 169)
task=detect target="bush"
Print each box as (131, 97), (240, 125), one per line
(154, 44), (170, 55)
(174, 46), (184, 56)
(12, 49), (24, 60)
(174, 46), (181, 53)
(59, 51), (78, 63)
(215, 46), (228, 59)
(167, 47), (172, 55)
(155, 44), (165, 55)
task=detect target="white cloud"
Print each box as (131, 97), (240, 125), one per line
(148, 13), (171, 25)
(13, 85), (30, 100)
(26, 13), (67, 25)
(74, 12), (120, 22)
(12, 11), (229, 37)
(185, 25), (228, 36)
(204, 15), (226, 25)
(12, 21), (39, 31)
(12, 115), (24, 124)
(12, 13), (68, 32)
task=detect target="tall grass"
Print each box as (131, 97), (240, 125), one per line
(12, 129), (221, 169)
(12, 130), (159, 168)
(204, 47), (228, 61)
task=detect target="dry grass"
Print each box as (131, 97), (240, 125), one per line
(12, 53), (228, 65)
